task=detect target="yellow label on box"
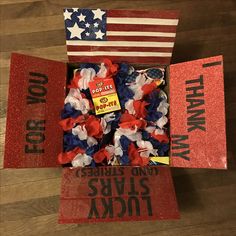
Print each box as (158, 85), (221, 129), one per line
(150, 156), (169, 165)
(93, 93), (121, 115)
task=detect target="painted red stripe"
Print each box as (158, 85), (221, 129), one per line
(107, 24), (177, 32)
(107, 9), (179, 19)
(106, 35), (175, 42)
(68, 55), (171, 65)
(67, 45), (173, 53)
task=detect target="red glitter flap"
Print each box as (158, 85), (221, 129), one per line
(169, 55), (227, 169)
(4, 53), (67, 168)
(58, 166), (179, 223)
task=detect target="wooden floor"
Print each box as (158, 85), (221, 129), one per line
(0, 0), (236, 235)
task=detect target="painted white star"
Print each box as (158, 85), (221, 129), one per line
(95, 30), (104, 39)
(94, 22), (99, 28)
(92, 8), (105, 20)
(72, 8), (79, 12)
(85, 22), (90, 28)
(85, 32), (90, 36)
(64, 9), (72, 20)
(78, 13), (86, 22)
(67, 23), (84, 39)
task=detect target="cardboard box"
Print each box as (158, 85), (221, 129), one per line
(3, 8), (227, 223)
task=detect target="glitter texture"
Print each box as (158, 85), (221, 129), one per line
(4, 53), (67, 168)
(169, 55), (227, 169)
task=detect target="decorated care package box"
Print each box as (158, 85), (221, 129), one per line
(4, 9), (227, 224)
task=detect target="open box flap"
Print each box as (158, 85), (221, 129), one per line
(169, 55), (227, 169)
(64, 8), (179, 65)
(59, 166), (179, 223)
(4, 53), (67, 168)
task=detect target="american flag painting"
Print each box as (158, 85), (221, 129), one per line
(64, 8), (179, 64)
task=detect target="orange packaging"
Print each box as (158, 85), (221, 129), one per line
(89, 78), (121, 115)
